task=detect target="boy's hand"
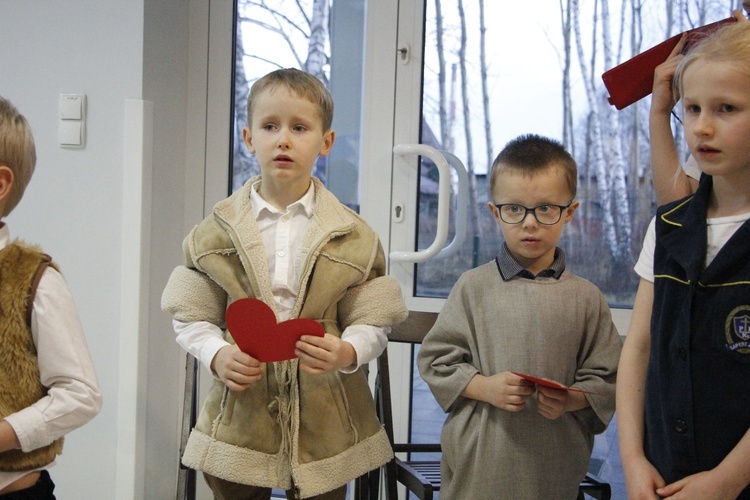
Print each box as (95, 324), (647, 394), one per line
(296, 334), (357, 375)
(536, 385), (569, 420)
(211, 344), (262, 391)
(622, 455), (666, 499)
(465, 372), (535, 411)
(651, 34), (686, 117)
(536, 380), (590, 419)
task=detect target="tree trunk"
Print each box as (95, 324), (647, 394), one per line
(233, 21), (257, 189)
(305, 0), (330, 85)
(435, 0), (449, 149)
(601, 0), (632, 258)
(572, 0), (620, 258)
(457, 0), (480, 267)
(559, 0), (575, 155)
(479, 0), (493, 171)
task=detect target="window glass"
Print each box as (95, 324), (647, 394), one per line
(232, 0), (365, 211)
(413, 1), (733, 307)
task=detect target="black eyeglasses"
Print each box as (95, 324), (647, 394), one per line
(493, 202), (572, 225)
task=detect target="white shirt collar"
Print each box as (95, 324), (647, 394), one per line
(0, 222), (9, 250)
(250, 180), (316, 219)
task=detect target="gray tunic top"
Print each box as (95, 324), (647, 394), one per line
(417, 257), (621, 500)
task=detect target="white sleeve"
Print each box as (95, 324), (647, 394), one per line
(4, 267), (102, 452)
(173, 319), (229, 374)
(634, 216), (657, 283)
(339, 325), (389, 373)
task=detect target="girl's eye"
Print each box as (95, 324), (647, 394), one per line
(685, 104), (700, 114)
(720, 104), (735, 113)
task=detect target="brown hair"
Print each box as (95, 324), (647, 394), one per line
(489, 134), (577, 199)
(0, 97), (36, 216)
(247, 68), (334, 132)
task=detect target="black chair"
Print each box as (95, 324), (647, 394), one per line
(177, 355), (198, 500)
(578, 473), (612, 499)
(369, 310), (612, 500)
(376, 311), (441, 500)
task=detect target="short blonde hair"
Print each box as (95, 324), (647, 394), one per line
(0, 97), (36, 216)
(675, 20), (750, 95)
(247, 68), (334, 132)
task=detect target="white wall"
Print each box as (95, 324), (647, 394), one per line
(1, 1), (193, 497)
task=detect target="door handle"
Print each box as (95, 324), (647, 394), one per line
(434, 151), (467, 259)
(390, 144), (452, 263)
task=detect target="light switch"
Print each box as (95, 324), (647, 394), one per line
(59, 94), (85, 120)
(58, 121), (83, 147)
(58, 94), (86, 147)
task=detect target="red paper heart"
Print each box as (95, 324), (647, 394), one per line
(225, 298), (324, 362)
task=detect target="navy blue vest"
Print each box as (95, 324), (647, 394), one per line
(646, 176), (750, 497)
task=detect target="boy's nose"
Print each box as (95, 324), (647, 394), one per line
(278, 130), (291, 148)
(521, 210), (538, 228)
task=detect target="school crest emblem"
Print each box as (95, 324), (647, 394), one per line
(725, 307), (750, 353)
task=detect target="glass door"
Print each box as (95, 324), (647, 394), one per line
(381, 2), (739, 497)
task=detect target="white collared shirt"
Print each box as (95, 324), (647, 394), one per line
(174, 181), (387, 374)
(0, 224), (102, 490)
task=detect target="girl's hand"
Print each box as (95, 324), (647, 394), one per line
(296, 334), (356, 375)
(622, 455), (666, 499)
(658, 470), (746, 500)
(212, 344), (262, 391)
(651, 34), (687, 117)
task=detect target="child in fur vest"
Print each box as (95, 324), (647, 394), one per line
(0, 96), (101, 498)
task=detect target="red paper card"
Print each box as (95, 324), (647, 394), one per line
(602, 17), (736, 110)
(225, 298), (324, 362)
(511, 372), (601, 395)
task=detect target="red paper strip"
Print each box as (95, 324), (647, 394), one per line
(511, 372), (601, 395)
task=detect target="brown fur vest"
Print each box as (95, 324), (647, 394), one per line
(0, 242), (64, 471)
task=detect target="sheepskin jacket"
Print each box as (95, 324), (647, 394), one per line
(162, 177), (407, 498)
(0, 242), (64, 471)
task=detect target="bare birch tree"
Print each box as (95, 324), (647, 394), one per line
(600, 0), (632, 257)
(457, 0), (482, 267)
(233, 36), (255, 188)
(478, 0), (493, 171)
(572, 0), (620, 258)
(559, 0), (575, 155)
(435, 0), (449, 149)
(305, 0), (330, 83)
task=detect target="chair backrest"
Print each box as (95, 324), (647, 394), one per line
(378, 311), (438, 443)
(375, 311), (442, 499)
(389, 310), (438, 344)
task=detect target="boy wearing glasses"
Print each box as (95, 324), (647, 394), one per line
(417, 134), (621, 499)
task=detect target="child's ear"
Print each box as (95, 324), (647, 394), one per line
(242, 126), (255, 154)
(0, 166), (14, 202)
(487, 202), (501, 223)
(318, 129), (335, 157)
(563, 200), (580, 223)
